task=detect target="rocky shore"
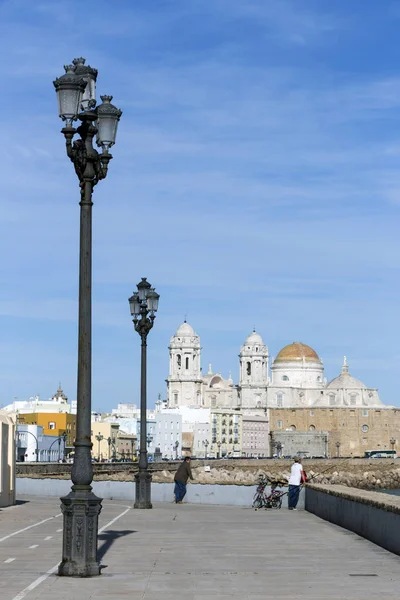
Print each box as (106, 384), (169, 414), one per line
(16, 458), (400, 490)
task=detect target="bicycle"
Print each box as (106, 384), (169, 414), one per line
(252, 476), (285, 509)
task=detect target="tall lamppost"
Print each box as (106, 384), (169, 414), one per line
(203, 439), (209, 459)
(336, 441), (341, 458)
(95, 433), (104, 460)
(53, 57), (122, 577)
(216, 440), (222, 459)
(129, 278), (160, 509)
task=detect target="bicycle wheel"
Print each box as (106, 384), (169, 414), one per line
(272, 496), (282, 509)
(252, 493), (263, 509)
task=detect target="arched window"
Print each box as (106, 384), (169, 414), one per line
(289, 425), (296, 431)
(173, 392), (178, 405)
(276, 392), (283, 408)
(177, 354), (181, 367)
(185, 357), (189, 369)
(282, 375), (289, 381)
(309, 425), (316, 431)
(196, 391), (201, 406)
(246, 362), (251, 376)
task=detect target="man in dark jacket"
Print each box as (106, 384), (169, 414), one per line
(174, 457), (193, 504)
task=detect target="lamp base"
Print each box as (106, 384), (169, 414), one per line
(58, 485), (102, 577)
(134, 470), (152, 509)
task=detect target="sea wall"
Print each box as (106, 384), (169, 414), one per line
(305, 484), (400, 556)
(15, 477), (305, 509)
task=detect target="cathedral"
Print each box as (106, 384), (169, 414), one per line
(166, 322), (385, 412)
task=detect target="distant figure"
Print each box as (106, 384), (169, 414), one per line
(288, 457), (305, 510)
(174, 456), (194, 504)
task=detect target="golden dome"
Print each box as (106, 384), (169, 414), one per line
(274, 342), (320, 363)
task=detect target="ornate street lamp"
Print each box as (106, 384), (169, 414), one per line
(336, 441), (341, 458)
(216, 440), (222, 459)
(95, 433), (104, 460)
(53, 58), (122, 577)
(203, 439), (209, 459)
(129, 278), (160, 509)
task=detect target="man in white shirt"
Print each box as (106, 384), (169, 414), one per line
(288, 457), (304, 510)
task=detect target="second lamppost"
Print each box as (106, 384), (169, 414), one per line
(129, 278), (160, 508)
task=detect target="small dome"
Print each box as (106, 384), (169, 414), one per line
(327, 373), (366, 389)
(327, 358), (366, 389)
(175, 322), (195, 337)
(275, 342), (320, 363)
(245, 330), (264, 345)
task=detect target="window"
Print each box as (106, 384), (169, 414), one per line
(174, 393), (178, 405)
(362, 437), (367, 445)
(309, 425), (315, 431)
(310, 410), (314, 417)
(177, 354), (181, 367)
(362, 410), (368, 417)
(246, 362), (251, 376)
(185, 357), (189, 369)
(282, 375), (289, 381)
(276, 392), (283, 408)
(277, 420), (282, 429)
(48, 422), (56, 430)
(289, 425), (296, 431)
(361, 425), (369, 433)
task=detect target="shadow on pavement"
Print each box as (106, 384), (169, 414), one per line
(98, 529), (137, 562)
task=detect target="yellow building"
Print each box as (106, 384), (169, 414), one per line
(18, 412), (76, 448)
(90, 422), (120, 461)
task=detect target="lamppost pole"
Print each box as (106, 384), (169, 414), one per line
(95, 433), (104, 461)
(217, 440), (221, 459)
(129, 278), (160, 509)
(203, 439), (209, 459)
(53, 57), (122, 578)
(174, 440), (179, 460)
(336, 441), (341, 458)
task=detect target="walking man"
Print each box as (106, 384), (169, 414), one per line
(174, 456), (194, 504)
(288, 456), (305, 510)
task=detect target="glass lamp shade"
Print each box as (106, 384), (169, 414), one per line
(96, 95), (122, 150)
(137, 277), (152, 301)
(72, 57), (98, 110)
(128, 293), (141, 317)
(53, 65), (87, 122)
(146, 288), (160, 313)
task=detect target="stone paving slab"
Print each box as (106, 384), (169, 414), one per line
(1, 496), (400, 599)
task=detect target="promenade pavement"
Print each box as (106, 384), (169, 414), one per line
(1, 495), (400, 599)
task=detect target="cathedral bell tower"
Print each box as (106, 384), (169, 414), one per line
(238, 330), (269, 411)
(167, 322), (203, 407)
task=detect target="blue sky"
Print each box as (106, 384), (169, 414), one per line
(0, 0), (399, 410)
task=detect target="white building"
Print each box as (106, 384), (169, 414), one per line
(3, 386), (72, 414)
(166, 322), (385, 412)
(0, 412), (16, 507)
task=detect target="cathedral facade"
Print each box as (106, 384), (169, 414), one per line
(166, 322), (385, 412)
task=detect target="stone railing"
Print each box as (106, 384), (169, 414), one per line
(305, 484), (400, 556)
